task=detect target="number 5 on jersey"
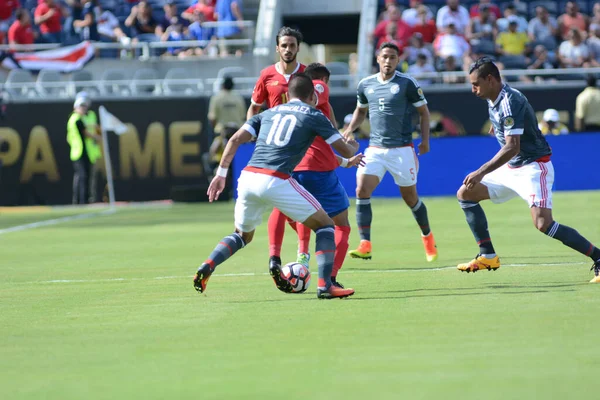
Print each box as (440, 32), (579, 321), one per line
(378, 98), (385, 111)
(266, 114), (298, 146)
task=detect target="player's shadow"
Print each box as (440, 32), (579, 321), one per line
(350, 288), (576, 301)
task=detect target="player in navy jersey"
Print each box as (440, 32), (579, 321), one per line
(458, 57), (600, 283)
(344, 42), (438, 262)
(193, 74), (360, 298)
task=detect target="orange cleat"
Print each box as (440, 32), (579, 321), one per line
(457, 254), (500, 273)
(193, 263), (213, 293)
(348, 240), (372, 260)
(421, 232), (438, 262)
(317, 285), (355, 299)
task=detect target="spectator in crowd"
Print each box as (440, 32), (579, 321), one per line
(0, 0), (20, 42)
(187, 10), (216, 56)
(466, 3), (497, 56)
(436, 0), (470, 35)
(590, 2), (600, 30)
(73, 0), (99, 42)
(469, 0), (501, 19)
(524, 44), (556, 82)
(433, 22), (470, 64)
(407, 53), (436, 85)
(161, 18), (189, 58)
(575, 75), (600, 131)
(183, 0), (216, 23)
(402, 0), (433, 27)
(34, 0), (66, 43)
(558, 28), (590, 68)
(64, 0), (83, 41)
(215, 0), (245, 57)
(539, 108), (569, 135)
(372, 4), (412, 51)
(96, 3), (130, 45)
(8, 9), (35, 47)
(497, 3), (528, 33)
(377, 19), (404, 51)
(496, 17), (530, 69)
(441, 55), (464, 83)
(156, 0), (188, 37)
(587, 24), (600, 66)
(558, 1), (589, 40)
(411, 4), (437, 43)
(528, 6), (559, 51)
(400, 32), (433, 65)
(125, 1), (157, 38)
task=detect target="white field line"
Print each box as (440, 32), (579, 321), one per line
(10, 261), (588, 285)
(0, 209), (117, 235)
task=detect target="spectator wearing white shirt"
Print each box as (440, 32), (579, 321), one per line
(433, 22), (470, 61)
(400, 32), (434, 65)
(528, 6), (559, 50)
(436, 0), (470, 34)
(558, 28), (590, 68)
(402, 0), (433, 27)
(497, 3), (528, 33)
(97, 4), (129, 44)
(407, 53), (436, 85)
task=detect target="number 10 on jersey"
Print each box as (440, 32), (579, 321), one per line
(266, 114), (298, 146)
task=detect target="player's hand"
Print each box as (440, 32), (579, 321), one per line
(343, 128), (355, 140)
(345, 137), (359, 153)
(346, 153), (365, 168)
(207, 176), (226, 202)
(418, 140), (430, 155)
(463, 170), (484, 190)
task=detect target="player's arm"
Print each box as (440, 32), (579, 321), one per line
(315, 113), (359, 158)
(247, 75), (267, 119)
(407, 79), (430, 155)
(329, 104), (338, 129)
(344, 82), (369, 138)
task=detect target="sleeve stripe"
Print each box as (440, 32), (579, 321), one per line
(325, 133), (343, 144)
(357, 101), (369, 108)
(505, 128), (524, 136)
(412, 100), (427, 107)
(251, 99), (262, 106)
(500, 92), (511, 117)
(242, 123), (256, 137)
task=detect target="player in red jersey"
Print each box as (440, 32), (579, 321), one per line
(291, 63), (364, 288)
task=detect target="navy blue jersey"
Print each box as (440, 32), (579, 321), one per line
(357, 71), (427, 148)
(488, 84), (552, 167)
(243, 100), (343, 176)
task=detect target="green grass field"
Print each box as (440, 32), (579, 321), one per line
(2, 192), (600, 400)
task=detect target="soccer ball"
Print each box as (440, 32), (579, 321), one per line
(281, 262), (311, 293)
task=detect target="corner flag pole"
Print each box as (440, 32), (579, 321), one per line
(99, 106), (117, 209)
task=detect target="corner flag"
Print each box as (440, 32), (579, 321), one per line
(99, 106), (128, 135)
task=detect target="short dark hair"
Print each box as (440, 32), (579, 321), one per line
(379, 42), (400, 55)
(15, 8), (27, 20)
(288, 73), (314, 102)
(304, 63), (330, 81)
(469, 56), (501, 81)
(276, 26), (303, 46)
(223, 76), (234, 90)
(587, 74), (597, 87)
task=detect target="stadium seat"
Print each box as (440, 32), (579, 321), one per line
(212, 66), (251, 93)
(163, 68), (205, 95)
(325, 61), (351, 88)
(131, 68), (160, 95)
(36, 70), (68, 99)
(4, 70), (37, 99)
(69, 70), (100, 97)
(100, 69), (130, 96)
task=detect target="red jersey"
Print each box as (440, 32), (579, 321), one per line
(251, 62), (306, 108)
(294, 80), (339, 172)
(8, 21), (34, 45)
(0, 0), (19, 20)
(34, 3), (62, 34)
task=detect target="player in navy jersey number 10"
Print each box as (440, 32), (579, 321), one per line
(458, 57), (600, 282)
(193, 74), (361, 298)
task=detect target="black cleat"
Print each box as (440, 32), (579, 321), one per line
(193, 263), (212, 293)
(269, 256), (293, 293)
(331, 277), (345, 289)
(590, 259), (600, 283)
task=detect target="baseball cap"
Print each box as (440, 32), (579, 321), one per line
(543, 109), (560, 122)
(507, 15), (519, 24)
(344, 114), (353, 125)
(74, 96), (90, 108)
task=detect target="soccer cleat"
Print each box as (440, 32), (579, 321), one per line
(457, 254), (501, 273)
(331, 276), (345, 289)
(421, 232), (438, 262)
(269, 256), (294, 293)
(317, 285), (355, 299)
(296, 252), (310, 268)
(348, 240), (372, 260)
(590, 259), (600, 283)
(193, 263), (212, 293)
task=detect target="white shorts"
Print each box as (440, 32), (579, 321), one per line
(482, 161), (554, 208)
(357, 146), (418, 187)
(234, 170), (321, 232)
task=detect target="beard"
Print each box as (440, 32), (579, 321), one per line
(281, 53), (297, 64)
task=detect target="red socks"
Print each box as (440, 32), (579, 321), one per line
(296, 223), (311, 254)
(333, 225), (351, 277)
(268, 208), (288, 257)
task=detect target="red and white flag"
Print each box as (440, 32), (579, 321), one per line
(1, 41), (95, 72)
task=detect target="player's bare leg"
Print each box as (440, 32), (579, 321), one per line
(349, 174), (379, 260)
(400, 184), (437, 262)
(456, 183), (501, 272)
(331, 209), (351, 288)
(302, 209), (355, 299)
(531, 207), (600, 283)
(194, 230), (255, 293)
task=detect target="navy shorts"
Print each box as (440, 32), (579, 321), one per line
(291, 170), (350, 218)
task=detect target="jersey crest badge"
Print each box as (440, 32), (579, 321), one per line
(315, 83), (325, 93)
(503, 117), (514, 129)
(417, 88), (424, 98)
(390, 84), (400, 94)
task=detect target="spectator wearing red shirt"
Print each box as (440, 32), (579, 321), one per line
(469, 0), (501, 19)
(182, 0), (215, 23)
(8, 9), (35, 47)
(34, 0), (64, 43)
(412, 4), (437, 43)
(372, 4), (412, 51)
(0, 0), (20, 37)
